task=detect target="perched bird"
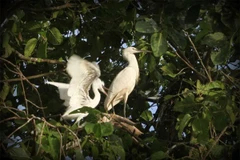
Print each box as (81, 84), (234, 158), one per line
(104, 47), (145, 117)
(46, 55), (107, 124)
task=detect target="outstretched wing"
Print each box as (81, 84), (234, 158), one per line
(45, 81), (70, 106)
(66, 54), (101, 107)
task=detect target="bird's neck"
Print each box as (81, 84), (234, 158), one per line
(126, 54), (139, 78)
(91, 83), (101, 107)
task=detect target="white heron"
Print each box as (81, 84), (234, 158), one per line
(46, 54), (107, 124)
(104, 47), (146, 117)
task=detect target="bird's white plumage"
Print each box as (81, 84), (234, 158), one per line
(104, 47), (143, 116)
(46, 55), (106, 124)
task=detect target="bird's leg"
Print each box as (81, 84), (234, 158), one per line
(123, 92), (128, 117)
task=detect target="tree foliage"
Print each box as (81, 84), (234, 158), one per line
(0, 0), (240, 159)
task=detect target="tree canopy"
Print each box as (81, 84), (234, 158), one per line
(0, 0), (240, 159)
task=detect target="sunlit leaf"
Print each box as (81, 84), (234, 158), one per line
(47, 27), (63, 45)
(161, 63), (178, 78)
(24, 38), (38, 57)
(135, 18), (160, 33)
(140, 110), (153, 121)
(178, 113), (192, 140)
(151, 32), (167, 57)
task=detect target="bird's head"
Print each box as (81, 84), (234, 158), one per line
(93, 78), (108, 96)
(123, 47), (143, 55)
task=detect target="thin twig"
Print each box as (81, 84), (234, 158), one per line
(203, 126), (228, 160)
(0, 117), (33, 146)
(168, 42), (207, 80)
(183, 30), (212, 82)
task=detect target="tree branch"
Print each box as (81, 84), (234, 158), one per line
(183, 30), (212, 82)
(13, 50), (66, 64)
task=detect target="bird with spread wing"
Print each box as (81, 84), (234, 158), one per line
(46, 55), (107, 124)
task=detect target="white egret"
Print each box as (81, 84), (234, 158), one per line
(46, 54), (107, 124)
(104, 47), (146, 117)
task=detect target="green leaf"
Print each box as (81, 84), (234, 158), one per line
(202, 32), (227, 47)
(111, 145), (125, 159)
(37, 41), (47, 58)
(25, 21), (42, 31)
(2, 33), (10, 48)
(192, 118), (209, 144)
(212, 111), (228, 131)
(24, 38), (38, 57)
(75, 149), (84, 160)
(197, 80), (225, 95)
(174, 94), (200, 113)
(140, 110), (153, 121)
(151, 151), (168, 160)
(161, 63), (178, 78)
(91, 145), (99, 158)
(100, 122), (114, 136)
(70, 106), (101, 115)
(168, 29), (187, 50)
(9, 147), (31, 160)
(151, 32), (167, 57)
(178, 113), (192, 140)
(48, 136), (60, 159)
(135, 18), (160, 33)
(0, 82), (10, 101)
(93, 123), (102, 138)
(84, 122), (95, 134)
(147, 54), (156, 72)
(47, 27), (63, 45)
(210, 43), (229, 65)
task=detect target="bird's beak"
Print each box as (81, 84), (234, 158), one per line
(134, 50), (151, 54)
(100, 86), (108, 96)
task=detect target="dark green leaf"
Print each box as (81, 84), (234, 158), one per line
(37, 41), (47, 58)
(178, 113), (192, 140)
(24, 38), (38, 57)
(25, 21), (42, 31)
(168, 28), (187, 50)
(174, 94), (200, 113)
(192, 118), (209, 144)
(100, 122), (114, 136)
(84, 122), (95, 134)
(0, 82), (10, 101)
(147, 54), (156, 72)
(47, 27), (63, 45)
(9, 147), (31, 160)
(151, 32), (167, 57)
(151, 151), (168, 160)
(202, 32), (227, 47)
(135, 18), (160, 33)
(210, 44), (229, 65)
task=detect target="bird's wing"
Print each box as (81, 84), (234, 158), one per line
(104, 67), (136, 111)
(46, 81), (70, 106)
(66, 55), (101, 107)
